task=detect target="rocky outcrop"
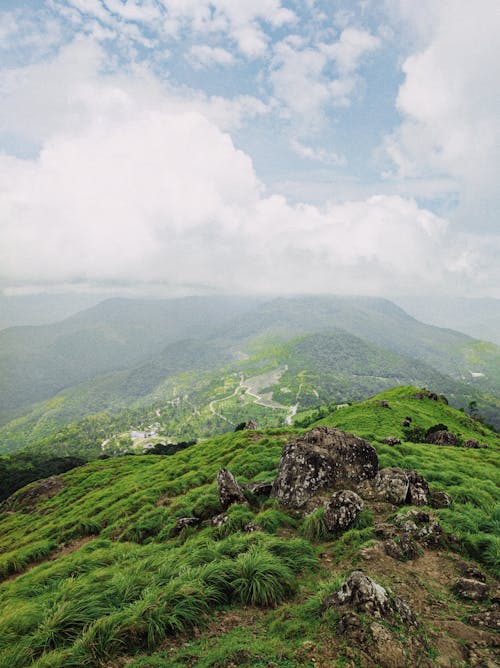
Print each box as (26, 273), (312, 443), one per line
(359, 467), (409, 505)
(271, 427), (378, 508)
(429, 488), (453, 508)
(453, 578), (489, 601)
(377, 509), (446, 560)
(1, 476), (65, 513)
(464, 439), (487, 449)
(383, 437), (401, 446)
(324, 490), (364, 532)
(174, 517), (201, 534)
(322, 570), (418, 627)
(467, 606), (500, 630)
(406, 470), (429, 505)
(426, 430), (459, 446)
(217, 468), (246, 510)
(357, 467), (429, 506)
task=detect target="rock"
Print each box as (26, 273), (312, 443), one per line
(245, 481), (273, 496)
(243, 521), (262, 532)
(429, 488), (452, 508)
(384, 539), (405, 560)
(383, 437), (401, 446)
(1, 476), (65, 513)
(324, 570), (391, 618)
(244, 420), (258, 430)
(210, 512), (228, 527)
(452, 578), (489, 601)
(406, 470), (429, 505)
(464, 438), (479, 448)
(322, 571), (417, 626)
(375, 400), (391, 408)
(217, 468), (246, 510)
(324, 490), (364, 532)
(401, 419), (411, 427)
(271, 427), (378, 508)
(393, 596), (418, 627)
(371, 467), (410, 505)
(174, 517), (200, 534)
(467, 605), (500, 630)
(426, 430), (459, 446)
(458, 563), (486, 582)
(404, 416), (412, 422)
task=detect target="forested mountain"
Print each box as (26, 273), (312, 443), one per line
(1, 295), (500, 456)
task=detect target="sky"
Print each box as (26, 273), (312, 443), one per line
(0, 0), (499, 298)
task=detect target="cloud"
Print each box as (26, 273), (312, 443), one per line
(0, 37), (486, 297)
(187, 45), (235, 70)
(0, 39), (268, 149)
(270, 27), (381, 125)
(53, 0), (296, 58)
(383, 0), (500, 233)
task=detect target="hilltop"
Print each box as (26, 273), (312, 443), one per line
(0, 387), (498, 667)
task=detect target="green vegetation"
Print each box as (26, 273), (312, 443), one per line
(3, 295), (500, 457)
(0, 386), (498, 666)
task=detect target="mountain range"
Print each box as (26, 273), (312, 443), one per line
(1, 294), (499, 456)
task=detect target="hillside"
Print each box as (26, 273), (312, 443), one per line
(0, 387), (498, 667)
(395, 296), (500, 346)
(0, 296), (258, 422)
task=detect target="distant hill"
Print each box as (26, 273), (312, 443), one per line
(1, 294), (500, 453)
(394, 296), (500, 345)
(0, 296), (259, 422)
(0, 293), (105, 330)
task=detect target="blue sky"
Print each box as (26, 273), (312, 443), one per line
(0, 1), (499, 297)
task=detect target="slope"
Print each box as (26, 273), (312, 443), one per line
(0, 296), (259, 422)
(0, 387), (497, 667)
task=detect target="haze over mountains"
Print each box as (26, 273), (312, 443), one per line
(1, 294), (500, 455)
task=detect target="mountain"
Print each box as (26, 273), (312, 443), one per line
(394, 296), (500, 345)
(0, 387), (497, 667)
(0, 296), (259, 423)
(0, 293), (106, 330)
(2, 294), (500, 455)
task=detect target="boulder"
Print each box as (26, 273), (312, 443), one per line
(464, 439), (480, 448)
(406, 470), (429, 505)
(174, 517), (200, 534)
(467, 606), (500, 630)
(426, 430), (458, 446)
(244, 521), (262, 532)
(458, 562), (486, 582)
(429, 488), (452, 508)
(452, 578), (489, 601)
(371, 467), (410, 505)
(1, 476), (65, 513)
(383, 437), (401, 446)
(324, 490), (364, 532)
(322, 570), (417, 626)
(211, 512), (229, 527)
(271, 427), (378, 508)
(217, 468), (246, 510)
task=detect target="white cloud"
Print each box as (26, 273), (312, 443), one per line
(0, 39), (485, 297)
(290, 138), (345, 165)
(188, 45), (235, 70)
(384, 0), (500, 232)
(270, 27), (381, 125)
(53, 0), (296, 58)
(0, 39), (268, 147)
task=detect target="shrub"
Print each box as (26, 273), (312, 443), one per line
(300, 507), (329, 541)
(232, 546), (297, 606)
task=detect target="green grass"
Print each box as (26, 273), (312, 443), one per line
(0, 386), (498, 666)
